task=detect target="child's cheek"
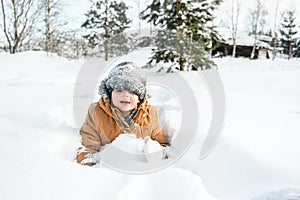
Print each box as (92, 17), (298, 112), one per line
(131, 96), (140, 106)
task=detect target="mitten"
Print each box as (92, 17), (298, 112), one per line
(76, 149), (98, 166)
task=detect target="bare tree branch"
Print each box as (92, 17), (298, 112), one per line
(231, 0), (241, 58)
(1, 0), (12, 52)
(0, 0), (41, 53)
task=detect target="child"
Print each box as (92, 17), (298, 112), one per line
(76, 62), (169, 165)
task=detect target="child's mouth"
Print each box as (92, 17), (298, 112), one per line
(120, 100), (130, 104)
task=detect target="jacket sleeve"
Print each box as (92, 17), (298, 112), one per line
(150, 107), (170, 146)
(79, 103), (101, 154)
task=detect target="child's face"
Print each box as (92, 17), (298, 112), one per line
(111, 90), (140, 114)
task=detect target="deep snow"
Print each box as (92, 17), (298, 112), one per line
(1, 51), (300, 200)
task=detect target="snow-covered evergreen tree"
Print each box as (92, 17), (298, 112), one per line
(81, 0), (131, 60)
(140, 0), (222, 71)
(279, 10), (298, 59)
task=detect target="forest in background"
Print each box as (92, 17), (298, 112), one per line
(0, 0), (299, 71)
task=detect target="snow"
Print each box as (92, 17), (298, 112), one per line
(1, 50), (300, 200)
(110, 133), (145, 155)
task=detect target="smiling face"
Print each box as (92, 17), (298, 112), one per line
(111, 90), (140, 117)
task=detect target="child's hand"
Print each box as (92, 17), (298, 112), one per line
(77, 150), (98, 166)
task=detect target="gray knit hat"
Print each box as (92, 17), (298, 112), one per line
(99, 62), (149, 102)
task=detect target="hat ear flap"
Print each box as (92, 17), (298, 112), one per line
(99, 78), (111, 101)
(139, 87), (151, 103)
(145, 87), (151, 100)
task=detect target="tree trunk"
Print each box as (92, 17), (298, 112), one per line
(231, 0), (240, 58)
(12, 0), (17, 53)
(288, 42), (292, 60)
(46, 0), (51, 52)
(251, 43), (256, 59)
(104, 0), (109, 61)
(232, 41), (237, 58)
(179, 59), (184, 71)
(1, 0), (12, 53)
(272, 0), (279, 60)
(176, 0), (184, 71)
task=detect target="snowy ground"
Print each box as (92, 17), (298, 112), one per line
(1, 51), (300, 200)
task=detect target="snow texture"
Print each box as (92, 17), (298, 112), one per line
(1, 50), (300, 200)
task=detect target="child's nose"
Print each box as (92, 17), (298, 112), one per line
(122, 91), (131, 97)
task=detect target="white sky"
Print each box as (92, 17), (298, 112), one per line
(64, 0), (151, 31)
(66, 0), (300, 36)
(0, 0), (299, 40)
(215, 0), (300, 35)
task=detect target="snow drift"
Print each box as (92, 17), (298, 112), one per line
(1, 51), (300, 200)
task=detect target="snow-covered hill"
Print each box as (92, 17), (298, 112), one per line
(0, 51), (300, 200)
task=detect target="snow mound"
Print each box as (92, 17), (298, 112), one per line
(253, 187), (300, 200)
(2, 51), (300, 200)
(116, 168), (215, 200)
(110, 133), (145, 154)
(105, 134), (165, 162)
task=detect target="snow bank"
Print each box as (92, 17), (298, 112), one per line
(1, 51), (300, 200)
(0, 51), (215, 200)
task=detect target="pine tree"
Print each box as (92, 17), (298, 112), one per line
(140, 0), (222, 71)
(82, 0), (131, 60)
(280, 10), (297, 59)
